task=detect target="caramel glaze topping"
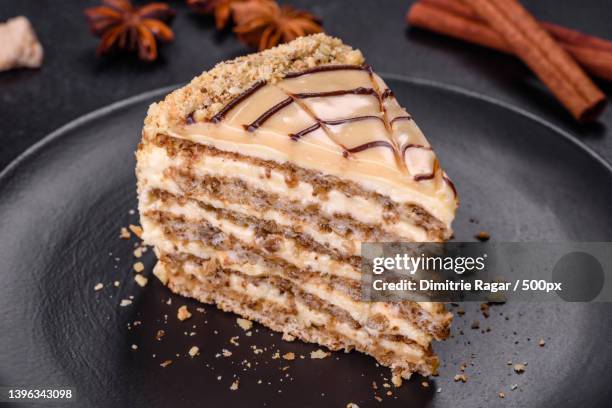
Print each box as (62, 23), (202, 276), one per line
(183, 64), (457, 199)
(210, 80), (266, 123)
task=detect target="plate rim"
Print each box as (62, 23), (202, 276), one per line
(1, 76), (611, 188)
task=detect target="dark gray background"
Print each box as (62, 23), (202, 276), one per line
(1, 0), (611, 171)
(2, 3), (612, 406)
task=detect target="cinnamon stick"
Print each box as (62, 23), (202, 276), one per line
(562, 44), (612, 82)
(461, 0), (605, 121)
(408, 0), (612, 82)
(541, 22), (612, 53)
(408, 3), (512, 53)
(422, 0), (612, 53)
(422, 0), (479, 20)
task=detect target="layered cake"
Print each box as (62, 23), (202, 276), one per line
(137, 34), (458, 379)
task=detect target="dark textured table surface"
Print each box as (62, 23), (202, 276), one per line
(1, 0), (612, 171)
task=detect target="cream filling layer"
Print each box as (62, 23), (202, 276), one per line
(138, 143), (435, 241)
(168, 257), (430, 358)
(227, 275), (426, 363)
(229, 261), (431, 347)
(141, 212), (360, 280)
(142, 207), (442, 318)
(144, 189), (360, 257)
(146, 221), (435, 346)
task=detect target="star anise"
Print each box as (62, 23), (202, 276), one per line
(232, 0), (322, 50)
(84, 0), (175, 62)
(186, 0), (259, 30)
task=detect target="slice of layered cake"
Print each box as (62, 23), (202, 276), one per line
(137, 34), (458, 379)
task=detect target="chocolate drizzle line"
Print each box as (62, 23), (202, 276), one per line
(288, 115), (384, 142)
(245, 97), (293, 132)
(346, 140), (394, 154)
(413, 173), (436, 181)
(293, 87), (378, 99)
(286, 95), (351, 152)
(381, 89), (394, 99)
(323, 115), (383, 126)
(289, 123), (321, 141)
(401, 143), (432, 156)
(209, 80), (266, 123)
(284, 64), (371, 79)
(443, 175), (458, 198)
(390, 115), (413, 126)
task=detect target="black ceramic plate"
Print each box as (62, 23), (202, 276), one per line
(1, 77), (612, 408)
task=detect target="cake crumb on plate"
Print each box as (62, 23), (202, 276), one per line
(454, 374), (468, 382)
(475, 231), (490, 241)
(310, 349), (329, 359)
(128, 224), (143, 238)
(236, 318), (253, 331)
(177, 305), (192, 321)
(119, 227), (130, 239)
(134, 274), (148, 287)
